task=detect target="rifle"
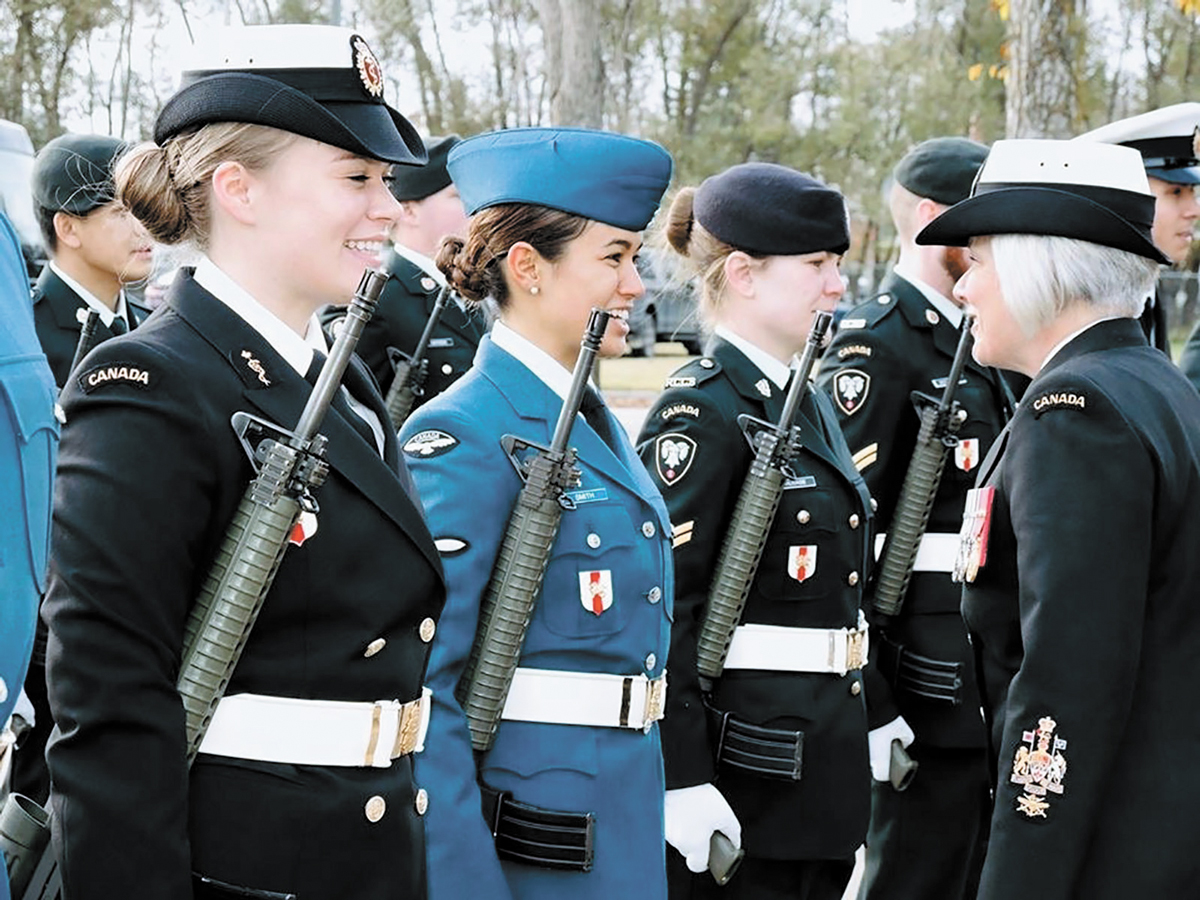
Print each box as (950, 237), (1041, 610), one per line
(455, 308), (611, 752)
(383, 283), (452, 429)
(0, 266), (388, 900)
(695, 310), (833, 688)
(870, 316), (974, 618)
(67, 309), (102, 381)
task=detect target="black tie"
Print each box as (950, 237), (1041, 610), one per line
(580, 385), (620, 453)
(306, 351), (379, 452)
(108, 316), (128, 335)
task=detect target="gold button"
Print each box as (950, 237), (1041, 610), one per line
(415, 788), (429, 816)
(926, 309), (939, 325)
(848, 571), (860, 586)
(796, 510), (811, 525)
(364, 638), (386, 658)
(441, 363), (453, 375)
(700, 358), (715, 368)
(419, 618), (436, 643)
(365, 795), (387, 822)
(848, 514), (860, 529)
(642, 521), (657, 538)
(587, 532), (602, 549)
(420, 276), (437, 292)
(850, 680), (862, 696)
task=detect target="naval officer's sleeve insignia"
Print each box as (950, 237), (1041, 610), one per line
(1011, 716), (1068, 819)
(655, 433), (697, 486)
(833, 369), (870, 416)
(403, 429), (459, 458)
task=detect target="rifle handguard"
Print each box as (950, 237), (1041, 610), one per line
(455, 309), (611, 752)
(695, 311), (833, 686)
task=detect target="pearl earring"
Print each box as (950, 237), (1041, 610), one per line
(530, 285), (540, 295)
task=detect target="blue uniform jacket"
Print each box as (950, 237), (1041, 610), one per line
(401, 335), (673, 900)
(0, 213), (57, 900)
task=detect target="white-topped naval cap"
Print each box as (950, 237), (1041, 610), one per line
(1075, 102), (1200, 150)
(976, 139), (1152, 196)
(182, 23), (367, 72)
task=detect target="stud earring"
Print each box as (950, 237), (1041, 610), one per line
(530, 285), (540, 295)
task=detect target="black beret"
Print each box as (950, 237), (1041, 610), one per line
(893, 137), (989, 206)
(155, 25), (425, 167)
(694, 162), (849, 256)
(32, 133), (128, 214)
(390, 135), (461, 201)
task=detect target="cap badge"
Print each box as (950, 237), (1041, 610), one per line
(352, 35), (384, 98)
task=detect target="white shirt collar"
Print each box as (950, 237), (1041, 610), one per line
(193, 256), (323, 377)
(50, 261), (129, 329)
(393, 244), (447, 288)
(490, 320), (577, 400)
(892, 262), (963, 328)
(1039, 316), (1122, 372)
(715, 325), (792, 389)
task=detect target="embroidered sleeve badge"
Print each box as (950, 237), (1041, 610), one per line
(833, 369), (870, 416)
(655, 433), (696, 486)
(1031, 390), (1087, 417)
(1011, 716), (1068, 818)
(403, 429), (459, 458)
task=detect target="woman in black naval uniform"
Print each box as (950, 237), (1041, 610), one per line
(917, 139), (1200, 900)
(42, 25), (444, 900)
(636, 163), (873, 900)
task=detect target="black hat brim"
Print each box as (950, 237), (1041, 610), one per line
(1146, 165), (1200, 186)
(154, 73), (427, 166)
(916, 186), (1170, 264)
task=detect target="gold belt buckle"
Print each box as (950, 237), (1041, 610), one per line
(391, 698), (423, 758)
(643, 675), (667, 731)
(846, 629), (866, 671)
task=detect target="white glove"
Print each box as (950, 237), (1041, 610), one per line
(868, 715), (915, 782)
(664, 784), (742, 873)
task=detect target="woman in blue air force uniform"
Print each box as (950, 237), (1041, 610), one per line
(399, 128), (675, 900)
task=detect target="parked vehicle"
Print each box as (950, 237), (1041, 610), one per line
(627, 249), (703, 357)
(0, 120), (45, 281)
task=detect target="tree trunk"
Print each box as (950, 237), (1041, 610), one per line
(537, 0), (603, 127)
(1005, 0), (1080, 138)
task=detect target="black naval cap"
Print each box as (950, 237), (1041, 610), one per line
(390, 135), (461, 201)
(1076, 103), (1200, 185)
(694, 162), (849, 256)
(32, 133), (129, 214)
(155, 24), (426, 167)
(893, 137), (989, 206)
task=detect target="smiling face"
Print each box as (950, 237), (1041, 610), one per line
(1149, 176), (1200, 264)
(244, 137), (400, 310)
(515, 221), (645, 369)
(954, 237), (1030, 372)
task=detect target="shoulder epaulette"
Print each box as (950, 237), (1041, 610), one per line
(662, 355), (722, 389)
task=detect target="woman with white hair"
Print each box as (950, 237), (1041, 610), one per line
(915, 139), (1200, 899)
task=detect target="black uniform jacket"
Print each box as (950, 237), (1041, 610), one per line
(1139, 283), (1170, 357)
(637, 338), (873, 861)
(817, 274), (1013, 747)
(964, 318), (1200, 899)
(321, 249), (485, 406)
(32, 265), (151, 387)
(43, 270), (445, 900)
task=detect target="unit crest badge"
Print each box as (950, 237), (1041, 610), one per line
(833, 369), (870, 416)
(655, 433), (696, 486)
(1011, 715), (1068, 819)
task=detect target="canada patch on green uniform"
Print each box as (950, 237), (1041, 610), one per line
(77, 362), (152, 393)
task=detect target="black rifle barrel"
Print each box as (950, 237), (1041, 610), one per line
(67, 309), (102, 379)
(695, 310), (833, 683)
(384, 282), (452, 429)
(871, 315), (974, 617)
(456, 308), (612, 752)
